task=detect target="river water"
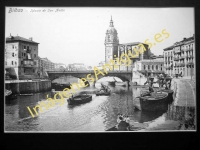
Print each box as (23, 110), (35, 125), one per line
(5, 82), (195, 132)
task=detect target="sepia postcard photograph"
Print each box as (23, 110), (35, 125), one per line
(4, 7), (196, 132)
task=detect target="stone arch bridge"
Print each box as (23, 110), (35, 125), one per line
(46, 70), (132, 85)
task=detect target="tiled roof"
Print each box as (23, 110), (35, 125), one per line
(163, 45), (174, 51)
(6, 36), (39, 44)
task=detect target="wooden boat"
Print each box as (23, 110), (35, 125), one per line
(67, 94), (92, 105)
(140, 91), (168, 111)
(96, 89), (111, 96)
(52, 83), (71, 91)
(159, 89), (174, 103)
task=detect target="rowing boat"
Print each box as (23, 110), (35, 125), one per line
(67, 94), (92, 105)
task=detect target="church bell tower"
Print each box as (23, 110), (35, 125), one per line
(105, 16), (119, 63)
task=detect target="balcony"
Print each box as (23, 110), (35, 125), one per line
(187, 62), (194, 68)
(189, 47), (193, 51)
(180, 63), (185, 67)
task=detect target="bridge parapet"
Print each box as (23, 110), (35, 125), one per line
(47, 70), (132, 82)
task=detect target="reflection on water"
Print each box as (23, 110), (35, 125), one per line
(5, 83), (194, 131)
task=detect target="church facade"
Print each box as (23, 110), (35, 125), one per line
(104, 17), (151, 71)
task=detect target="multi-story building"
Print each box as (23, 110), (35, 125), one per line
(163, 35), (195, 77)
(54, 63), (66, 69)
(39, 57), (55, 71)
(68, 63), (87, 71)
(5, 34), (39, 79)
(163, 46), (174, 76)
(132, 58), (164, 73)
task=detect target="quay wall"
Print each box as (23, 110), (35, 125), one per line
(5, 80), (51, 94)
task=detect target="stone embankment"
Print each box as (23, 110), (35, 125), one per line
(5, 80), (51, 94)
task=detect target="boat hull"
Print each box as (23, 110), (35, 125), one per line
(140, 92), (168, 111)
(52, 83), (71, 91)
(159, 89), (174, 103)
(67, 95), (92, 105)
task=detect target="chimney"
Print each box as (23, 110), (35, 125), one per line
(183, 37), (186, 40)
(29, 37), (33, 41)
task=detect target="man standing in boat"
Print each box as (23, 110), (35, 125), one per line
(164, 74), (172, 89)
(144, 73), (150, 86)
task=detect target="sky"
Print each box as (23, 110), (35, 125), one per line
(5, 7), (194, 66)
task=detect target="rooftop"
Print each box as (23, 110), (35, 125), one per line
(140, 58), (164, 62)
(6, 35), (39, 44)
(163, 45), (174, 51)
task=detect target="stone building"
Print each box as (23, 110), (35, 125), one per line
(68, 63), (87, 71)
(39, 57), (55, 71)
(163, 35), (195, 77)
(132, 58), (164, 73)
(163, 45), (174, 76)
(104, 17), (151, 71)
(54, 63), (66, 69)
(5, 35), (39, 79)
(104, 16), (119, 63)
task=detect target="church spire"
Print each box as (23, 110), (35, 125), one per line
(109, 16), (114, 27)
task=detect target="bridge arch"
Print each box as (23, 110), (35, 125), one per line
(47, 71), (132, 86)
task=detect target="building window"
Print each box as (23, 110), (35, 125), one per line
(12, 53), (14, 57)
(21, 61), (23, 65)
(152, 65), (154, 70)
(15, 61), (17, 65)
(148, 65), (150, 70)
(144, 65), (146, 70)
(34, 54), (36, 58)
(22, 53), (23, 57)
(24, 46), (26, 49)
(13, 45), (14, 49)
(156, 65), (158, 70)
(34, 61), (36, 65)
(12, 61), (13, 65)
(33, 69), (34, 73)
